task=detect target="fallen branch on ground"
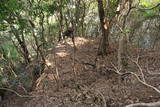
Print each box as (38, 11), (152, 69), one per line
(81, 61), (96, 68)
(125, 101), (160, 107)
(110, 60), (160, 107)
(128, 55), (146, 82)
(111, 62), (160, 94)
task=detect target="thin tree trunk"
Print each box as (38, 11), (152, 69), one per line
(58, 0), (64, 41)
(75, 0), (81, 36)
(40, 10), (46, 45)
(81, 1), (86, 37)
(117, 0), (132, 69)
(30, 20), (46, 63)
(9, 25), (31, 64)
(64, 15), (69, 29)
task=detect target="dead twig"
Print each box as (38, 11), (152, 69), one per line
(36, 73), (47, 87)
(129, 72), (160, 94)
(110, 52), (160, 106)
(81, 61), (96, 68)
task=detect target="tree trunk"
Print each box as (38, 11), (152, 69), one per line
(10, 26), (31, 64)
(117, 0), (132, 69)
(58, 0), (64, 41)
(75, 0), (81, 36)
(81, 1), (86, 37)
(29, 20), (46, 63)
(97, 0), (110, 56)
(64, 15), (69, 29)
(40, 9), (46, 45)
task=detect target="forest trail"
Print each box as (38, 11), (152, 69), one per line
(2, 37), (160, 107)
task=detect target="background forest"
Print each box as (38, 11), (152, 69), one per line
(0, 0), (160, 107)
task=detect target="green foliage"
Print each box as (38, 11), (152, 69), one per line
(138, 0), (160, 19)
(0, 69), (8, 87)
(122, 29), (131, 34)
(0, 59), (15, 87)
(0, 0), (83, 90)
(140, 0), (160, 7)
(47, 0), (59, 13)
(0, 23), (10, 31)
(0, 42), (21, 62)
(0, 65), (32, 89)
(143, 10), (158, 19)
(105, 0), (119, 18)
(0, 0), (25, 21)
(140, 0), (152, 7)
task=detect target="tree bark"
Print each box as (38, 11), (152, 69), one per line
(9, 25), (31, 64)
(117, 0), (132, 69)
(40, 9), (46, 45)
(97, 0), (110, 55)
(58, 0), (64, 41)
(81, 1), (86, 37)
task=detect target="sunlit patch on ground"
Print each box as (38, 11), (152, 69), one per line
(56, 51), (69, 57)
(46, 60), (52, 67)
(66, 37), (89, 46)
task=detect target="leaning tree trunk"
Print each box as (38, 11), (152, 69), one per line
(97, 0), (110, 56)
(29, 19), (46, 63)
(10, 25), (31, 64)
(40, 9), (46, 46)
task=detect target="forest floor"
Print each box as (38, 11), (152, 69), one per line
(1, 37), (160, 107)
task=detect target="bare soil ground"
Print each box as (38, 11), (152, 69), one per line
(1, 37), (160, 107)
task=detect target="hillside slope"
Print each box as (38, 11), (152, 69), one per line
(2, 37), (160, 107)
